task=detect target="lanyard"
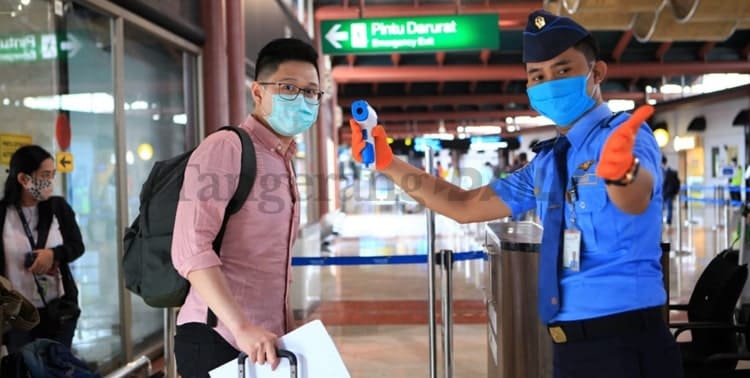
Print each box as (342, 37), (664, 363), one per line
(15, 206), (39, 250)
(15, 206), (49, 306)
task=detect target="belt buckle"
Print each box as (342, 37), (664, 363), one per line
(548, 326), (567, 344)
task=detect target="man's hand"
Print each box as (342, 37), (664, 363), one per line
(349, 119), (394, 170)
(233, 323), (280, 369)
(28, 248), (55, 274)
(596, 105), (654, 181)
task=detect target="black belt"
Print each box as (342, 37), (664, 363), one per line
(547, 306), (663, 344)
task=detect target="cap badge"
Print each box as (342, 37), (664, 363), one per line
(535, 15), (546, 29)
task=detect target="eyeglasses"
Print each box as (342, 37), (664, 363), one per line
(258, 82), (324, 105)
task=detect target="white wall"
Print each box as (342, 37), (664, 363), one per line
(654, 95), (750, 187)
(652, 92), (750, 228)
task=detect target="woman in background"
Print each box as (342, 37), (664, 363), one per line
(0, 145), (84, 353)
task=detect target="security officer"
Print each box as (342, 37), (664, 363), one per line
(349, 9), (683, 378)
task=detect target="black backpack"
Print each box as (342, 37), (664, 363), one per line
(122, 126), (256, 308)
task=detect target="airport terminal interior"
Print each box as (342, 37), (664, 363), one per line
(2, 0), (750, 377)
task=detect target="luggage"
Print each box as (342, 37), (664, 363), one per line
(237, 349), (298, 378)
(209, 320), (350, 378)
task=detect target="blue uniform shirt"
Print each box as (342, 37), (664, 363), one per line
(491, 104), (665, 322)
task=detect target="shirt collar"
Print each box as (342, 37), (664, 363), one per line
(565, 103), (613, 149)
(241, 115), (298, 160)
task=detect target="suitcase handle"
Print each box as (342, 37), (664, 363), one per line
(237, 349), (298, 378)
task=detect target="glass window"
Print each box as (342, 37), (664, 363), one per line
(0, 1), (123, 365)
(122, 21), (198, 351)
(65, 5), (120, 366)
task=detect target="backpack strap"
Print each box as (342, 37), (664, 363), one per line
(208, 125), (256, 327)
(222, 126), (257, 215)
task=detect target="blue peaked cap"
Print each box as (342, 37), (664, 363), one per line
(523, 9), (592, 63)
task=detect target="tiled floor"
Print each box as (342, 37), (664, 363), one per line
(294, 196), (740, 377)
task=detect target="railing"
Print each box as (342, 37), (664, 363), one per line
(105, 355), (151, 378)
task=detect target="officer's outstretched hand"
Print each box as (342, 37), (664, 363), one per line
(595, 105), (654, 181)
(349, 119), (394, 170)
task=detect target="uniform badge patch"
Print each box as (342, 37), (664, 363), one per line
(577, 160), (595, 172)
(535, 16), (546, 30)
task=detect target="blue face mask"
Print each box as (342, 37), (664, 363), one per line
(265, 94), (319, 136)
(526, 74), (596, 126)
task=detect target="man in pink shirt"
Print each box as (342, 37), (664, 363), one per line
(171, 38), (322, 377)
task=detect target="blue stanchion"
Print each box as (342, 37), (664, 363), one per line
(678, 196), (744, 207)
(291, 250), (487, 266)
(679, 185), (750, 193)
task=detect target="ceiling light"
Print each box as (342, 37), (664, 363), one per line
(23, 92), (114, 113)
(137, 143), (154, 161)
(659, 84), (683, 94)
(172, 114), (188, 125)
(422, 133), (454, 140)
(512, 115), (553, 126)
(130, 100), (148, 110)
(653, 128), (669, 148)
(463, 126), (502, 134)
(607, 99), (635, 112)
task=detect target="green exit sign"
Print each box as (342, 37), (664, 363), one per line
(0, 33), (81, 63)
(321, 14), (499, 55)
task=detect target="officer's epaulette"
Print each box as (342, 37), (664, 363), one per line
(531, 137), (556, 153)
(601, 111), (630, 129)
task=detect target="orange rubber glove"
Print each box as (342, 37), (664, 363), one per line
(349, 119), (394, 170)
(595, 105), (655, 181)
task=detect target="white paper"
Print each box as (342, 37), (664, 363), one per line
(209, 320), (350, 378)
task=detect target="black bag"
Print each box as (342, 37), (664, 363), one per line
(38, 297), (80, 331)
(122, 126), (256, 308)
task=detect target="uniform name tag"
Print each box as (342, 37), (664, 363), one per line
(563, 229), (581, 272)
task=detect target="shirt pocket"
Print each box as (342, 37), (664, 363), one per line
(572, 185), (608, 252)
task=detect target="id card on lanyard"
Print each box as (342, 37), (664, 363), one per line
(564, 178), (581, 272)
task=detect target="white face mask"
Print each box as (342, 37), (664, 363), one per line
(24, 175), (53, 201)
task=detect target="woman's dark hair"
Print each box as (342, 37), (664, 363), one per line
(3, 145), (53, 205)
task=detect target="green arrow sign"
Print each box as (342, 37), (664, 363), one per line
(0, 33), (81, 63)
(321, 14), (499, 55)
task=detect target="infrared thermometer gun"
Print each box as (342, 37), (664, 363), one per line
(351, 100), (377, 169)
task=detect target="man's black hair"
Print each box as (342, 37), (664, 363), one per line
(573, 35), (599, 64)
(254, 38), (319, 80)
(662, 155), (667, 165)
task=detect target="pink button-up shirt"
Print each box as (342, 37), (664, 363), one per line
(172, 115), (299, 349)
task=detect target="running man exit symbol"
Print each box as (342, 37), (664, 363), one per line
(351, 23), (368, 48)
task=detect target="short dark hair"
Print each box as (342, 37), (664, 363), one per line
(662, 155), (667, 165)
(2, 145), (53, 205)
(254, 38), (319, 80)
(573, 35), (599, 64)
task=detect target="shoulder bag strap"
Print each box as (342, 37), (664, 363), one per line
(15, 206), (48, 306)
